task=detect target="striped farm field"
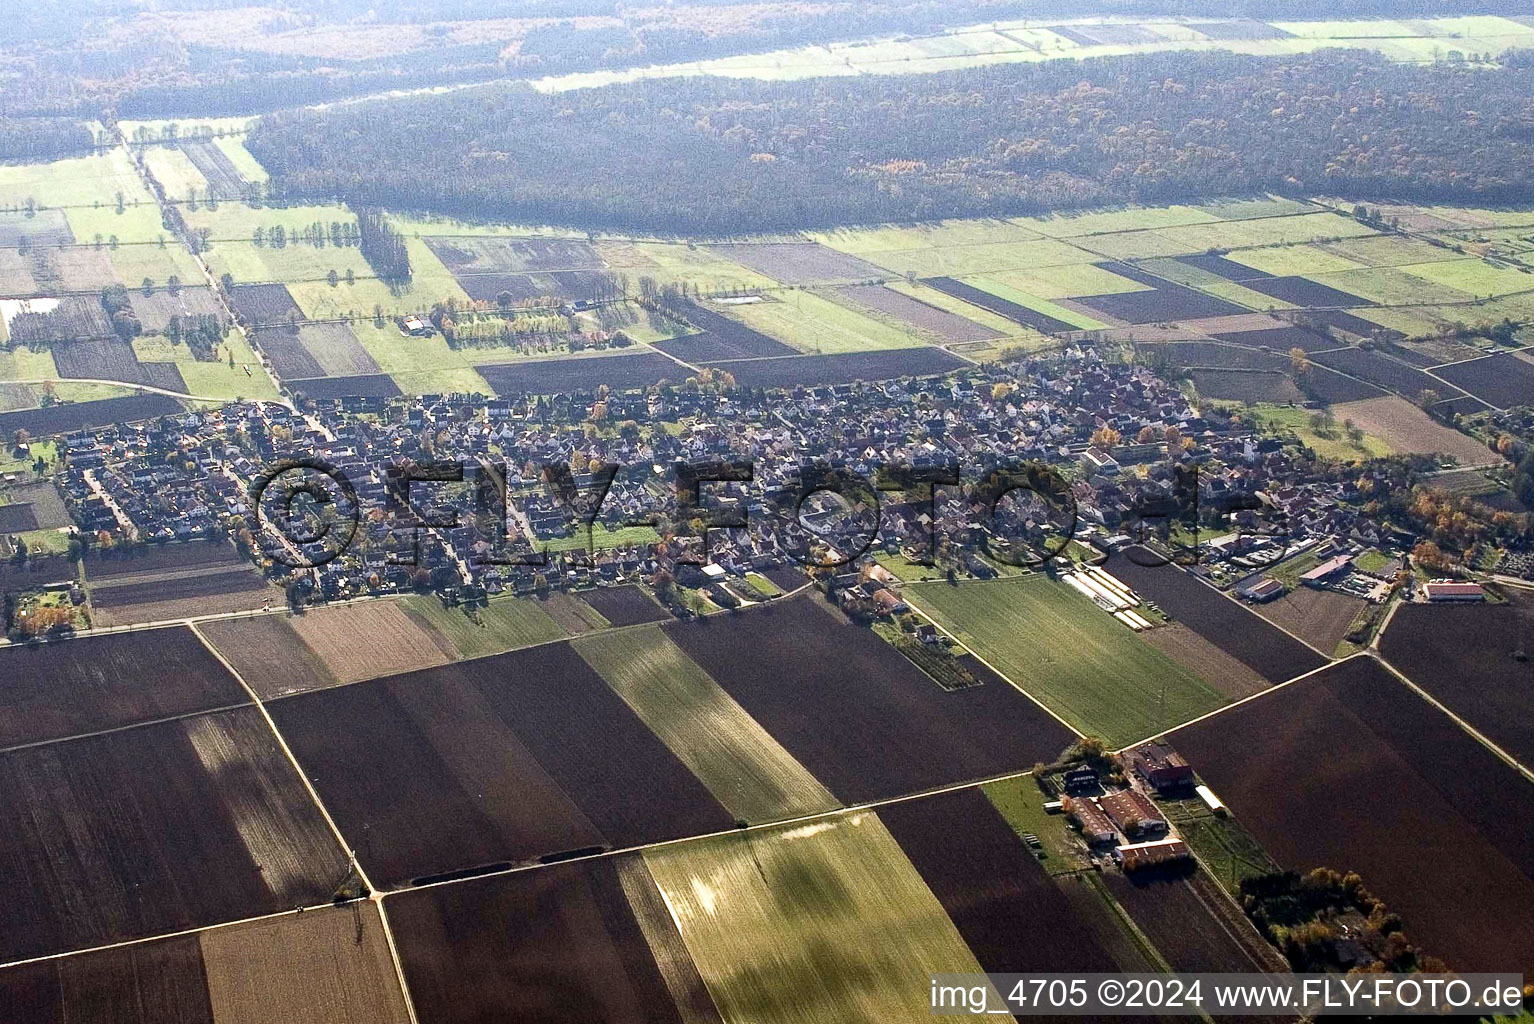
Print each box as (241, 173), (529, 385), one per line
(905, 576), (1226, 746)
(573, 627), (840, 823)
(643, 811), (988, 1023)
(401, 594), (567, 659)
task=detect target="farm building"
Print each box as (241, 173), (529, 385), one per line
(1196, 784), (1228, 817)
(1423, 581), (1485, 603)
(1237, 577), (1286, 603)
(403, 314), (432, 336)
(1300, 555), (1353, 587)
(1063, 796), (1116, 845)
(1115, 838), (1191, 872)
(1099, 790), (1167, 837)
(1063, 765), (1099, 793)
(1127, 741), (1194, 792)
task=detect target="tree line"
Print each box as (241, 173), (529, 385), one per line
(248, 49), (1534, 235)
(353, 206), (411, 283)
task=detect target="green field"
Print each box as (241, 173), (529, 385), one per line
(730, 291), (928, 354)
(1310, 266), (1473, 306)
(982, 777), (1090, 875)
(400, 594), (566, 659)
(1223, 243), (1367, 277)
(643, 811), (989, 1023)
(905, 576), (1226, 745)
(1249, 403), (1393, 460)
(1399, 257), (1534, 297)
(141, 146), (208, 201)
(0, 149), (150, 210)
(574, 627), (839, 822)
(967, 277), (1108, 330)
(858, 236), (1098, 278)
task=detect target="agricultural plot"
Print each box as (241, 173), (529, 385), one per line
(126, 285), (224, 333)
(719, 346), (967, 388)
(1250, 586), (1367, 656)
(643, 810), (988, 1024)
(1237, 275), (1368, 307)
(389, 855), (714, 1024)
(1148, 340), (1287, 370)
(1380, 598), (1534, 769)
(579, 584), (670, 626)
(227, 283), (300, 325)
(1302, 365), (1388, 405)
(1074, 280), (1252, 324)
(282, 322), (380, 377)
(476, 351), (686, 394)
(9, 296), (114, 344)
(906, 576), (1225, 745)
(86, 538), (245, 577)
(288, 373), (403, 400)
(0, 705), (349, 962)
(540, 591), (610, 633)
(181, 141), (250, 201)
(51, 337), (188, 392)
(1142, 622), (1271, 700)
(142, 144), (208, 200)
(1171, 656), (1534, 971)
(1430, 351), (1534, 409)
(0, 391), (181, 437)
(270, 641), (732, 886)
(286, 601), (452, 684)
(1330, 396), (1497, 463)
(89, 565), (280, 626)
(1189, 370), (1302, 404)
(0, 249), (39, 295)
(0, 935), (214, 1023)
(665, 594), (1075, 801)
(833, 284), (1001, 342)
(651, 299), (796, 361)
(720, 289), (932, 355)
(1310, 348), (1464, 404)
(1104, 869), (1285, 979)
(574, 627), (840, 823)
(1301, 307), (1405, 342)
(450, 269), (613, 304)
(200, 902), (413, 1024)
(924, 275), (1078, 333)
(424, 235), (604, 273)
(399, 593), (566, 659)
(195, 615), (340, 699)
(0, 625), (245, 749)
(1107, 552), (1329, 683)
(0, 208), (74, 247)
(881, 787), (1140, 974)
(706, 242), (886, 286)
(250, 326), (325, 379)
(0, 480), (68, 529)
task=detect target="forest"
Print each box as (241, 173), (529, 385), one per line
(249, 49), (1534, 234)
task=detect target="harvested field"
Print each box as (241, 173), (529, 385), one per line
(449, 269), (612, 303)
(1146, 341), (1287, 370)
(1192, 17), (1293, 39)
(0, 502), (38, 531)
(269, 642), (732, 886)
(1075, 282), (1250, 324)
(1301, 308), (1405, 342)
(924, 275), (1075, 333)
(423, 235), (602, 273)
(653, 299), (795, 360)
(574, 626), (839, 823)
(664, 594), (1075, 802)
(195, 614), (339, 699)
(0, 625), (245, 749)
(1249, 586), (1366, 657)
(0, 248), (38, 294)
(1311, 347), (1464, 402)
(251, 326), (325, 379)
(400, 593), (566, 659)
(0, 393), (183, 435)
(227, 283), (300, 325)
(540, 591), (608, 633)
(643, 810), (987, 1024)
(1330, 396), (1495, 463)
(1108, 552), (1328, 683)
(27, 248), (116, 293)
(200, 903), (411, 1024)
(1432, 394), (1491, 418)
(389, 855), (711, 1024)
(4, 480), (68, 528)
(86, 538), (244, 578)
(52, 337), (187, 391)
(1302, 365), (1387, 404)
(1380, 597), (1534, 769)
(287, 601), (452, 684)
(126, 285), (223, 333)
(0, 705), (348, 961)
(1177, 256), (1273, 282)
(1430, 351), (1534, 409)
(708, 242), (885, 285)
(0, 934), (213, 1023)
(0, 208), (73, 247)
(1209, 325), (1336, 353)
(1104, 869), (1285, 979)
(1239, 275), (1367, 307)
(1190, 369), (1302, 404)
(1171, 656), (1534, 971)
(283, 322), (380, 377)
(714, 346), (966, 388)
(834, 283), (1001, 342)
(289, 373), (403, 399)
(579, 583), (670, 626)
(881, 787), (1130, 973)
(476, 352), (685, 394)
(1142, 622), (1270, 700)
(90, 566), (280, 625)
(908, 576), (1225, 745)
(181, 141), (248, 201)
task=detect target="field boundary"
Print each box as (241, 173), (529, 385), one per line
(1370, 652), (1534, 784)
